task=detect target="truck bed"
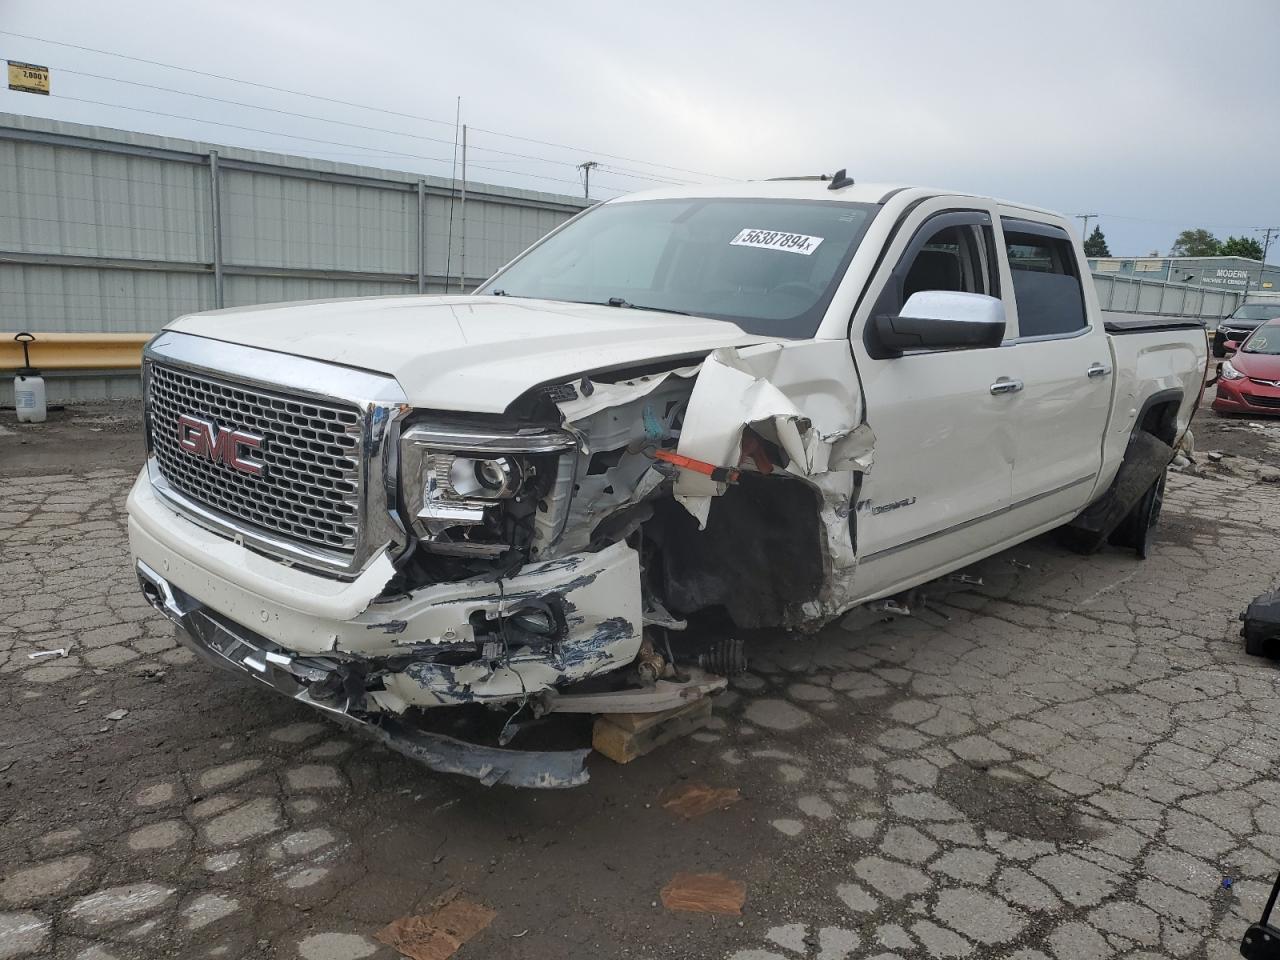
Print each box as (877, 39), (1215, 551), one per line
(1102, 312), (1207, 335)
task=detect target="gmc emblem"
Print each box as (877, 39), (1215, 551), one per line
(176, 414), (266, 477)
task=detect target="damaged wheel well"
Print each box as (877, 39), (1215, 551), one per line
(1136, 389), (1183, 446)
(645, 472), (827, 629)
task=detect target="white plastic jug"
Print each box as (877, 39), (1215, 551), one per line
(13, 333), (46, 424)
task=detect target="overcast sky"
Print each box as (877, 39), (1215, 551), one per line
(2, 0), (1278, 260)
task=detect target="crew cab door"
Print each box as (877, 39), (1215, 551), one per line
(997, 215), (1112, 525)
(849, 200), (1017, 596)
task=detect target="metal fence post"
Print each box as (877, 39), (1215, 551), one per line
(209, 150), (224, 309)
(417, 179), (426, 293)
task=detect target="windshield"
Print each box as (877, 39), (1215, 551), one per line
(478, 198), (879, 337)
(1242, 321), (1280, 355)
(1230, 303), (1280, 321)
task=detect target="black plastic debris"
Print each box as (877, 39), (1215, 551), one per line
(1241, 870), (1280, 959)
(1241, 588), (1280, 658)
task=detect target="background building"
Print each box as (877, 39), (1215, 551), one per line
(1088, 255), (1280, 298)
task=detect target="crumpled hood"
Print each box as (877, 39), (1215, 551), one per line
(168, 295), (766, 413)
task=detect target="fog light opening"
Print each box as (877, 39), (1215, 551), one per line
(502, 599), (565, 642)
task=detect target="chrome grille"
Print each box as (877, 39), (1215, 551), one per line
(148, 363), (363, 553)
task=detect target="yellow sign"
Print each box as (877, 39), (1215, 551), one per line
(8, 61), (50, 95)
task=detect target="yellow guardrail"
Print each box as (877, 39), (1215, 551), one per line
(1, 333), (150, 371)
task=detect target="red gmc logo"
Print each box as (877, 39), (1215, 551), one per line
(176, 414), (266, 477)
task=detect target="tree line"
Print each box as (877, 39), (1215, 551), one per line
(1081, 225), (1264, 260)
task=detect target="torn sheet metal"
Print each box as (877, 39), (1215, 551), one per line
(554, 364), (700, 423)
(673, 343), (867, 526)
(551, 368), (698, 554)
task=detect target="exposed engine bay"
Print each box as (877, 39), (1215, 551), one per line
(383, 341), (875, 667)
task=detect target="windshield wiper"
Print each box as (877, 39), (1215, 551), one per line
(605, 296), (691, 316)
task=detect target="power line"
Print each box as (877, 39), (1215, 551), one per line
(38, 63), (686, 184)
(0, 30), (731, 182)
(597, 164), (686, 185)
(1094, 212), (1278, 231)
(44, 92), (633, 194)
(466, 122), (735, 182)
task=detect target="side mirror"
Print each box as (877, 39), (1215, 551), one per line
(1224, 340), (1241, 353)
(873, 291), (1006, 356)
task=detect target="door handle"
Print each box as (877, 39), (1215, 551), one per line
(1087, 363), (1111, 378)
(990, 377), (1023, 395)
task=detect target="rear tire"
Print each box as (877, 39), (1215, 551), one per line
(1108, 468), (1166, 558)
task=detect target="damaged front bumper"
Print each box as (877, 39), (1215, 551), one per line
(136, 560), (593, 789)
(128, 470), (645, 787)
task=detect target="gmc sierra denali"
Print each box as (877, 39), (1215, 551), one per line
(128, 177), (1208, 786)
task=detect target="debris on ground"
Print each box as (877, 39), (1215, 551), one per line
(27, 648), (67, 659)
(659, 781), (741, 819)
(375, 893), (496, 960)
(1175, 428), (1195, 462)
(1241, 588), (1280, 658)
(593, 698), (713, 764)
(104, 709), (128, 721)
(660, 872), (747, 915)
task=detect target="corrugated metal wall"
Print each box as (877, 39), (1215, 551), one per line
(0, 113), (588, 403)
(1092, 272), (1240, 321)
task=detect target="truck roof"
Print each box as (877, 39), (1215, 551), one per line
(607, 180), (1067, 222)
(609, 180), (917, 205)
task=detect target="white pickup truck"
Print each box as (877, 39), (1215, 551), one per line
(128, 177), (1208, 786)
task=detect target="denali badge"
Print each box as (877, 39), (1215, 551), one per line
(176, 414), (266, 476)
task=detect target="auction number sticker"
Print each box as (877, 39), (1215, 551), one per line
(730, 228), (823, 256)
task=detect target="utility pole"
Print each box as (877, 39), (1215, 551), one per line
(445, 96), (460, 293)
(578, 161), (599, 200)
(1258, 226), (1278, 293)
(1241, 226), (1277, 302)
(459, 124), (467, 293)
(1077, 214), (1099, 243)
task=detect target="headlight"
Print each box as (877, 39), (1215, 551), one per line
(1221, 361), (1244, 381)
(448, 455), (522, 499)
(399, 423), (577, 539)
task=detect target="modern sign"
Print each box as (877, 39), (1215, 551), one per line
(7, 61), (50, 95)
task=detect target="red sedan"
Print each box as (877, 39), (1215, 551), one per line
(1214, 318), (1280, 415)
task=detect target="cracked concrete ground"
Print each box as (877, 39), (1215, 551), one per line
(3, 404), (1280, 960)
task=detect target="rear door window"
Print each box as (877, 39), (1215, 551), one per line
(1002, 221), (1088, 338)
